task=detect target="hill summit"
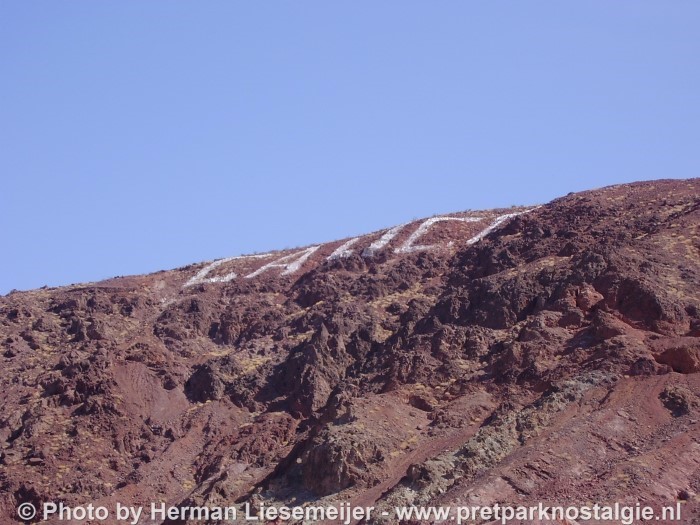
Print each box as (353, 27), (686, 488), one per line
(1, 178), (699, 523)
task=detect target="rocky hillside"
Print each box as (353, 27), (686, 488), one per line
(1, 179), (699, 524)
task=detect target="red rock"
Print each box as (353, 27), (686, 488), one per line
(1, 179), (699, 523)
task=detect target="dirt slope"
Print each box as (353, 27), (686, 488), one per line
(1, 179), (699, 524)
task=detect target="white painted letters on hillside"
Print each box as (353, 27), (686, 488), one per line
(395, 216), (482, 254)
(466, 212), (523, 245)
(245, 246), (321, 278)
(327, 238), (361, 260)
(362, 224), (407, 257)
(183, 208), (537, 289)
(184, 253), (273, 287)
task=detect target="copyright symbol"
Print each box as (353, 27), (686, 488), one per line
(17, 502), (36, 521)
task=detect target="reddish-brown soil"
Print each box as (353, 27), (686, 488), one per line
(1, 179), (699, 524)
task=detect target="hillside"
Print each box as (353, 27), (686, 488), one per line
(1, 179), (699, 524)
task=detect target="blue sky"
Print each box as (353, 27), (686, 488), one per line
(2, 2), (698, 293)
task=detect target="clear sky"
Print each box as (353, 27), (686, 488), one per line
(2, 2), (698, 294)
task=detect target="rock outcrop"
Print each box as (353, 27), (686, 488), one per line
(1, 179), (699, 523)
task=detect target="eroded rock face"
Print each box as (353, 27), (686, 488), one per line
(654, 337), (700, 373)
(1, 179), (699, 522)
(299, 431), (383, 496)
(660, 384), (698, 416)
